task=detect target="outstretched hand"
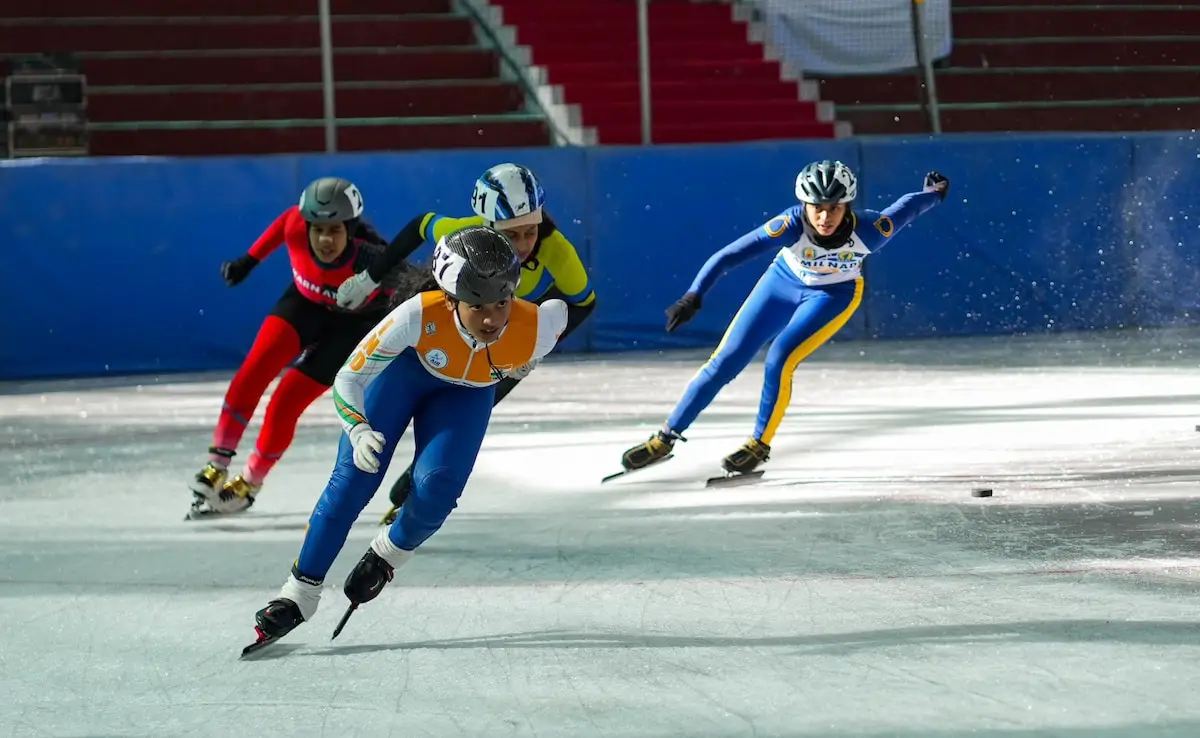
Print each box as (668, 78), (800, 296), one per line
(924, 171), (950, 200)
(221, 254), (260, 286)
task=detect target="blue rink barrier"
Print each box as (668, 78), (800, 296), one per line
(2, 132), (1198, 380)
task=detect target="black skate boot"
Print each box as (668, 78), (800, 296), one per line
(344, 549), (395, 605)
(723, 438), (770, 474)
(621, 428), (684, 471)
(256, 598), (305, 639)
(379, 466), (414, 526)
(330, 540), (413, 640)
(240, 598), (306, 658)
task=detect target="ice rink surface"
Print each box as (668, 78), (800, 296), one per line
(3, 328), (1200, 738)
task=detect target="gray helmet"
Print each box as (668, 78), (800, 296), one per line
(298, 177), (365, 224)
(795, 160), (858, 205)
(432, 226), (521, 306)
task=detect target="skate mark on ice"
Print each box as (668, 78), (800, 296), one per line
(282, 618), (1200, 657)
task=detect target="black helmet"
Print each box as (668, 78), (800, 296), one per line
(432, 226), (521, 306)
(299, 177), (364, 224)
(795, 160), (858, 205)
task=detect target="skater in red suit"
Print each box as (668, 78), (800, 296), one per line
(187, 177), (408, 519)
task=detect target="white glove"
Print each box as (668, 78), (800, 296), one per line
(336, 271), (380, 310)
(348, 423), (386, 473)
(509, 357), (541, 380)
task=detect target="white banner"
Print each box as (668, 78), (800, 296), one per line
(755, 0), (952, 76)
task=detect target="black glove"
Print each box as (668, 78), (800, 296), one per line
(924, 170), (949, 200)
(220, 254), (260, 286)
(665, 291), (702, 332)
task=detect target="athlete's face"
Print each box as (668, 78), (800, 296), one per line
(805, 203), (847, 237)
(500, 224), (539, 261)
(309, 222), (349, 263)
(451, 296), (513, 343)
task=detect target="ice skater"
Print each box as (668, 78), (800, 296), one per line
(616, 160), (949, 484)
(187, 177), (407, 518)
(242, 225), (567, 653)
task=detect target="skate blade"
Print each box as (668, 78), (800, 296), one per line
(705, 470), (765, 488)
(240, 627), (282, 659)
(331, 602), (359, 641)
(185, 496), (253, 521)
(184, 500), (213, 521)
(185, 504), (234, 521)
(601, 454), (674, 483)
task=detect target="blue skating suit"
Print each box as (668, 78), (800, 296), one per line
(280, 290), (566, 610)
(666, 190), (943, 446)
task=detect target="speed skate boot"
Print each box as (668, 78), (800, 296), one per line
(721, 438), (770, 474)
(344, 550), (395, 605)
(621, 427), (685, 471)
(186, 447), (234, 518)
(211, 474), (261, 515)
(255, 599), (305, 641)
(345, 530), (415, 604)
(191, 473), (260, 518)
(248, 570), (323, 647)
(187, 447), (233, 501)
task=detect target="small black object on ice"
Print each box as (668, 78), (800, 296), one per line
(971, 488), (993, 498)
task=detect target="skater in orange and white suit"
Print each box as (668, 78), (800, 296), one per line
(244, 225), (567, 646)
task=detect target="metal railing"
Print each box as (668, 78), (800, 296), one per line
(628, 0), (945, 143)
(909, 0), (943, 134)
(457, 0), (578, 147)
(318, 0), (336, 152)
(311, 0), (946, 151)
(314, 0), (578, 151)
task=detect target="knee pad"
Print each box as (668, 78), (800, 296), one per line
(408, 465), (469, 518)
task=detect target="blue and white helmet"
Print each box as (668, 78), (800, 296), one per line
(795, 160), (857, 205)
(470, 163), (546, 229)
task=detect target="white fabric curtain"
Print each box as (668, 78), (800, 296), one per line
(755, 0), (952, 76)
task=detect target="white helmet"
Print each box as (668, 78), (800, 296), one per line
(795, 160), (857, 205)
(470, 163), (546, 230)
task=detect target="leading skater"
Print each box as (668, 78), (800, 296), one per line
(617, 160), (949, 480)
(244, 226), (567, 649)
(335, 162), (597, 525)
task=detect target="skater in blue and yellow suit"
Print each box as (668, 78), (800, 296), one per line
(246, 226), (567, 646)
(620, 160), (949, 478)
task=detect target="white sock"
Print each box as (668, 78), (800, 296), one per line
(278, 573), (323, 621)
(370, 529), (415, 570)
